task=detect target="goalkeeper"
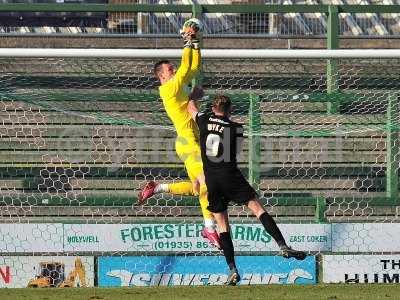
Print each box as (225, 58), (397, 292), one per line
(137, 19), (220, 249)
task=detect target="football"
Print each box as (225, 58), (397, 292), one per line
(182, 18), (203, 35)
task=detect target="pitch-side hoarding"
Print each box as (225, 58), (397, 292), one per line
(98, 255), (316, 286)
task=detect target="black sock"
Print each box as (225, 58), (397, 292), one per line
(259, 211), (287, 248)
(219, 231), (236, 271)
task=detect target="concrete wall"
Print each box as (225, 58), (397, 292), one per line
(1, 36), (400, 49)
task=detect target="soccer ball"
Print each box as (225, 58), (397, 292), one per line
(181, 18), (203, 36)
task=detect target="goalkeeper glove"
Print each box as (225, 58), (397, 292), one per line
(181, 32), (200, 49)
(181, 31), (193, 48)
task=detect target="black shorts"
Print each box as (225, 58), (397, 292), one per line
(205, 168), (258, 213)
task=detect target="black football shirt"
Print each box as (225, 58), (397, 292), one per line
(195, 112), (244, 171)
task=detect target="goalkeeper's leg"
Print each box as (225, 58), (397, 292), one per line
(137, 177), (212, 219)
(137, 142), (220, 248)
(138, 181), (196, 204)
(137, 177), (220, 249)
(138, 178), (214, 223)
(138, 136), (201, 202)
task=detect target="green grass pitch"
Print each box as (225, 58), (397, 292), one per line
(1, 285), (400, 300)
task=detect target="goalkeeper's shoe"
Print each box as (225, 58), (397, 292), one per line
(281, 245), (307, 260)
(201, 228), (221, 250)
(137, 181), (157, 205)
(225, 268), (240, 286)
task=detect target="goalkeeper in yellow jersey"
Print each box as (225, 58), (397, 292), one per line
(137, 18), (220, 249)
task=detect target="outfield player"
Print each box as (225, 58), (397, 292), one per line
(137, 20), (220, 249)
(188, 94), (307, 285)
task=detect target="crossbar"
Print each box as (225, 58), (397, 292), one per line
(0, 48), (399, 58)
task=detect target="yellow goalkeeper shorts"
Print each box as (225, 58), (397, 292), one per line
(175, 135), (213, 220)
(175, 136), (204, 182)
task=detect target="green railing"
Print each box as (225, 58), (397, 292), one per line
(0, 3), (399, 14)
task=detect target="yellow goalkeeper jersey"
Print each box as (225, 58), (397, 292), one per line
(159, 48), (200, 141)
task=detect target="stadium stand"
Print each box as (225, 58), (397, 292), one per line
(0, 100), (394, 222)
(0, 0), (107, 35)
(0, 0), (400, 36)
(0, 55), (397, 223)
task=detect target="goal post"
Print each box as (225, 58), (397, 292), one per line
(0, 48), (399, 286)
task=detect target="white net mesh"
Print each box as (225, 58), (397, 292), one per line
(0, 49), (399, 286)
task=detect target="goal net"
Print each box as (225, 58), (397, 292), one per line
(0, 49), (399, 287)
